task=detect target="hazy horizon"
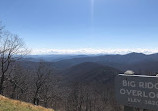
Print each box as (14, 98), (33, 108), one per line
(29, 48), (158, 55)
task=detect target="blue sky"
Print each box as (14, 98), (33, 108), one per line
(0, 0), (158, 54)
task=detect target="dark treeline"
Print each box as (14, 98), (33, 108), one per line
(1, 61), (121, 111)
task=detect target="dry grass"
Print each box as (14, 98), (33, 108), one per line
(0, 95), (54, 111)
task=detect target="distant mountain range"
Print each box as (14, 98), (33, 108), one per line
(23, 52), (158, 75)
(52, 52), (158, 74)
(24, 54), (91, 62)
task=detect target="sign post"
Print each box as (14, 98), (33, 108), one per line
(115, 74), (158, 111)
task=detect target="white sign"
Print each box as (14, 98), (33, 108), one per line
(115, 74), (158, 110)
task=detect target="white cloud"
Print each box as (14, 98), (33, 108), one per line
(30, 48), (158, 55)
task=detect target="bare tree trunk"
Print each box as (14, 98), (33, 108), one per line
(33, 89), (39, 105)
(11, 85), (16, 99)
(0, 72), (5, 94)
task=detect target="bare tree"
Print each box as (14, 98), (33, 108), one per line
(10, 64), (29, 99)
(32, 61), (51, 105)
(0, 31), (29, 94)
